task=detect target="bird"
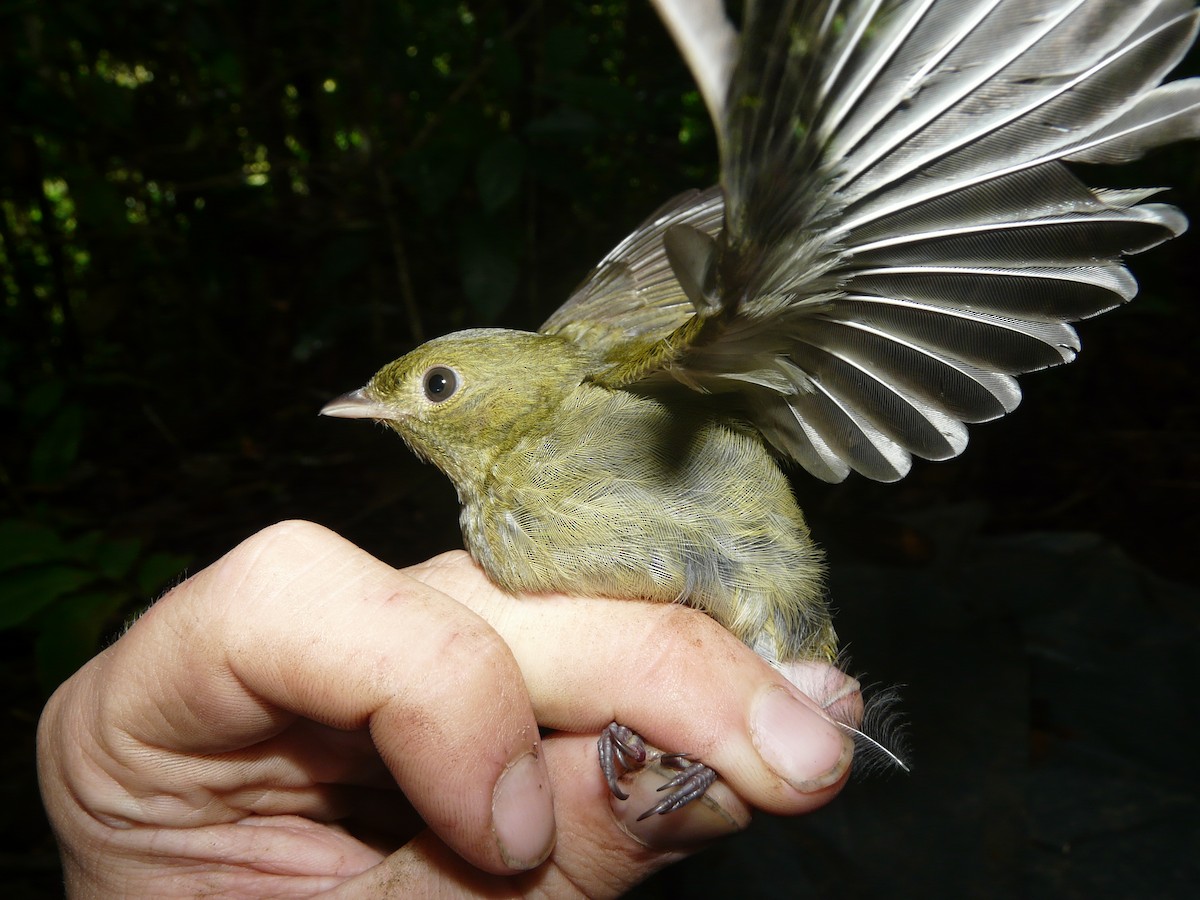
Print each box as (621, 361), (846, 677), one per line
(322, 0), (1200, 818)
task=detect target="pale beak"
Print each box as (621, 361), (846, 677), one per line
(320, 388), (390, 420)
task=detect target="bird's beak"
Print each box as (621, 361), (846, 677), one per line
(320, 388), (391, 420)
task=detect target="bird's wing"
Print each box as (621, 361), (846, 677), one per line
(651, 0), (739, 126)
(540, 187), (724, 353)
(539, 0), (735, 356)
(543, 0), (1200, 483)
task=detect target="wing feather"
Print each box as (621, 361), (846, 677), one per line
(541, 188), (723, 351)
(542, 0), (1199, 482)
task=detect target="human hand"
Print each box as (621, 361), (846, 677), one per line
(37, 520), (858, 897)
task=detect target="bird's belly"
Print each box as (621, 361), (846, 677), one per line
(463, 414), (835, 663)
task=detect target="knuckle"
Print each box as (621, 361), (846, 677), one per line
(632, 601), (743, 683)
(409, 610), (517, 704)
(228, 519), (330, 565)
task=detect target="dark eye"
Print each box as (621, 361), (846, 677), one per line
(422, 366), (459, 402)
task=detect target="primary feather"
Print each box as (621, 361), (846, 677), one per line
(545, 0), (1200, 483)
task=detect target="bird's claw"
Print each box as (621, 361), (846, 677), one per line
(598, 722), (644, 801)
(637, 759), (719, 820)
(597, 721), (718, 818)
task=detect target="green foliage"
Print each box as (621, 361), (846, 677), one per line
(24, 383), (84, 484)
(0, 518), (189, 692)
(0, 4), (1196, 891)
(476, 136), (524, 214)
(0, 0), (715, 693)
(0, 0), (1195, 693)
(0, 371), (190, 692)
(1, 0), (712, 369)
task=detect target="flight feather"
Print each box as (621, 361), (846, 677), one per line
(542, 0), (1200, 483)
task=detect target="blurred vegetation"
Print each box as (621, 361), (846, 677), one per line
(1, 0), (718, 697)
(2, 1), (1197, 895)
(1, 4), (713, 889)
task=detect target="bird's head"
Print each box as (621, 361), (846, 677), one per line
(321, 328), (593, 487)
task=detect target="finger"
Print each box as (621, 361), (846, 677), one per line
(64, 521), (556, 875)
(331, 732), (720, 900)
(408, 551), (855, 819)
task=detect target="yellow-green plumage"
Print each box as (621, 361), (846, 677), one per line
(351, 328), (833, 665)
(324, 0), (1200, 810)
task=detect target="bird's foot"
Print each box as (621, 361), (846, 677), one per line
(598, 721), (718, 820)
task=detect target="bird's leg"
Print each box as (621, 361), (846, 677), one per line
(598, 721), (718, 820)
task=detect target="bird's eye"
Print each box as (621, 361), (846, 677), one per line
(422, 366), (460, 403)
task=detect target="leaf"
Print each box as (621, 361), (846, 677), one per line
(459, 221), (519, 324)
(96, 537), (143, 581)
(22, 380), (65, 420)
(401, 145), (468, 214)
(0, 520), (68, 571)
(135, 551), (191, 597)
(0, 564), (97, 629)
(475, 136), (524, 213)
(29, 404), (85, 483)
(66, 531), (103, 562)
(34, 588), (132, 693)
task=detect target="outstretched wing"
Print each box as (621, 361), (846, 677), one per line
(540, 188), (723, 354)
(539, 0), (734, 360)
(545, 0), (1200, 483)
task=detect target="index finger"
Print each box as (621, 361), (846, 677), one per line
(63, 521), (556, 875)
(407, 551), (858, 822)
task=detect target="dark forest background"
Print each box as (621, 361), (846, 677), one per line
(3, 1), (1198, 896)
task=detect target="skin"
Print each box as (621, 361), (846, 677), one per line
(38, 520), (859, 898)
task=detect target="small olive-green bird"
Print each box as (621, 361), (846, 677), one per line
(325, 0), (1200, 816)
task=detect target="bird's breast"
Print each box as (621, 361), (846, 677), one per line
(457, 387), (833, 662)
